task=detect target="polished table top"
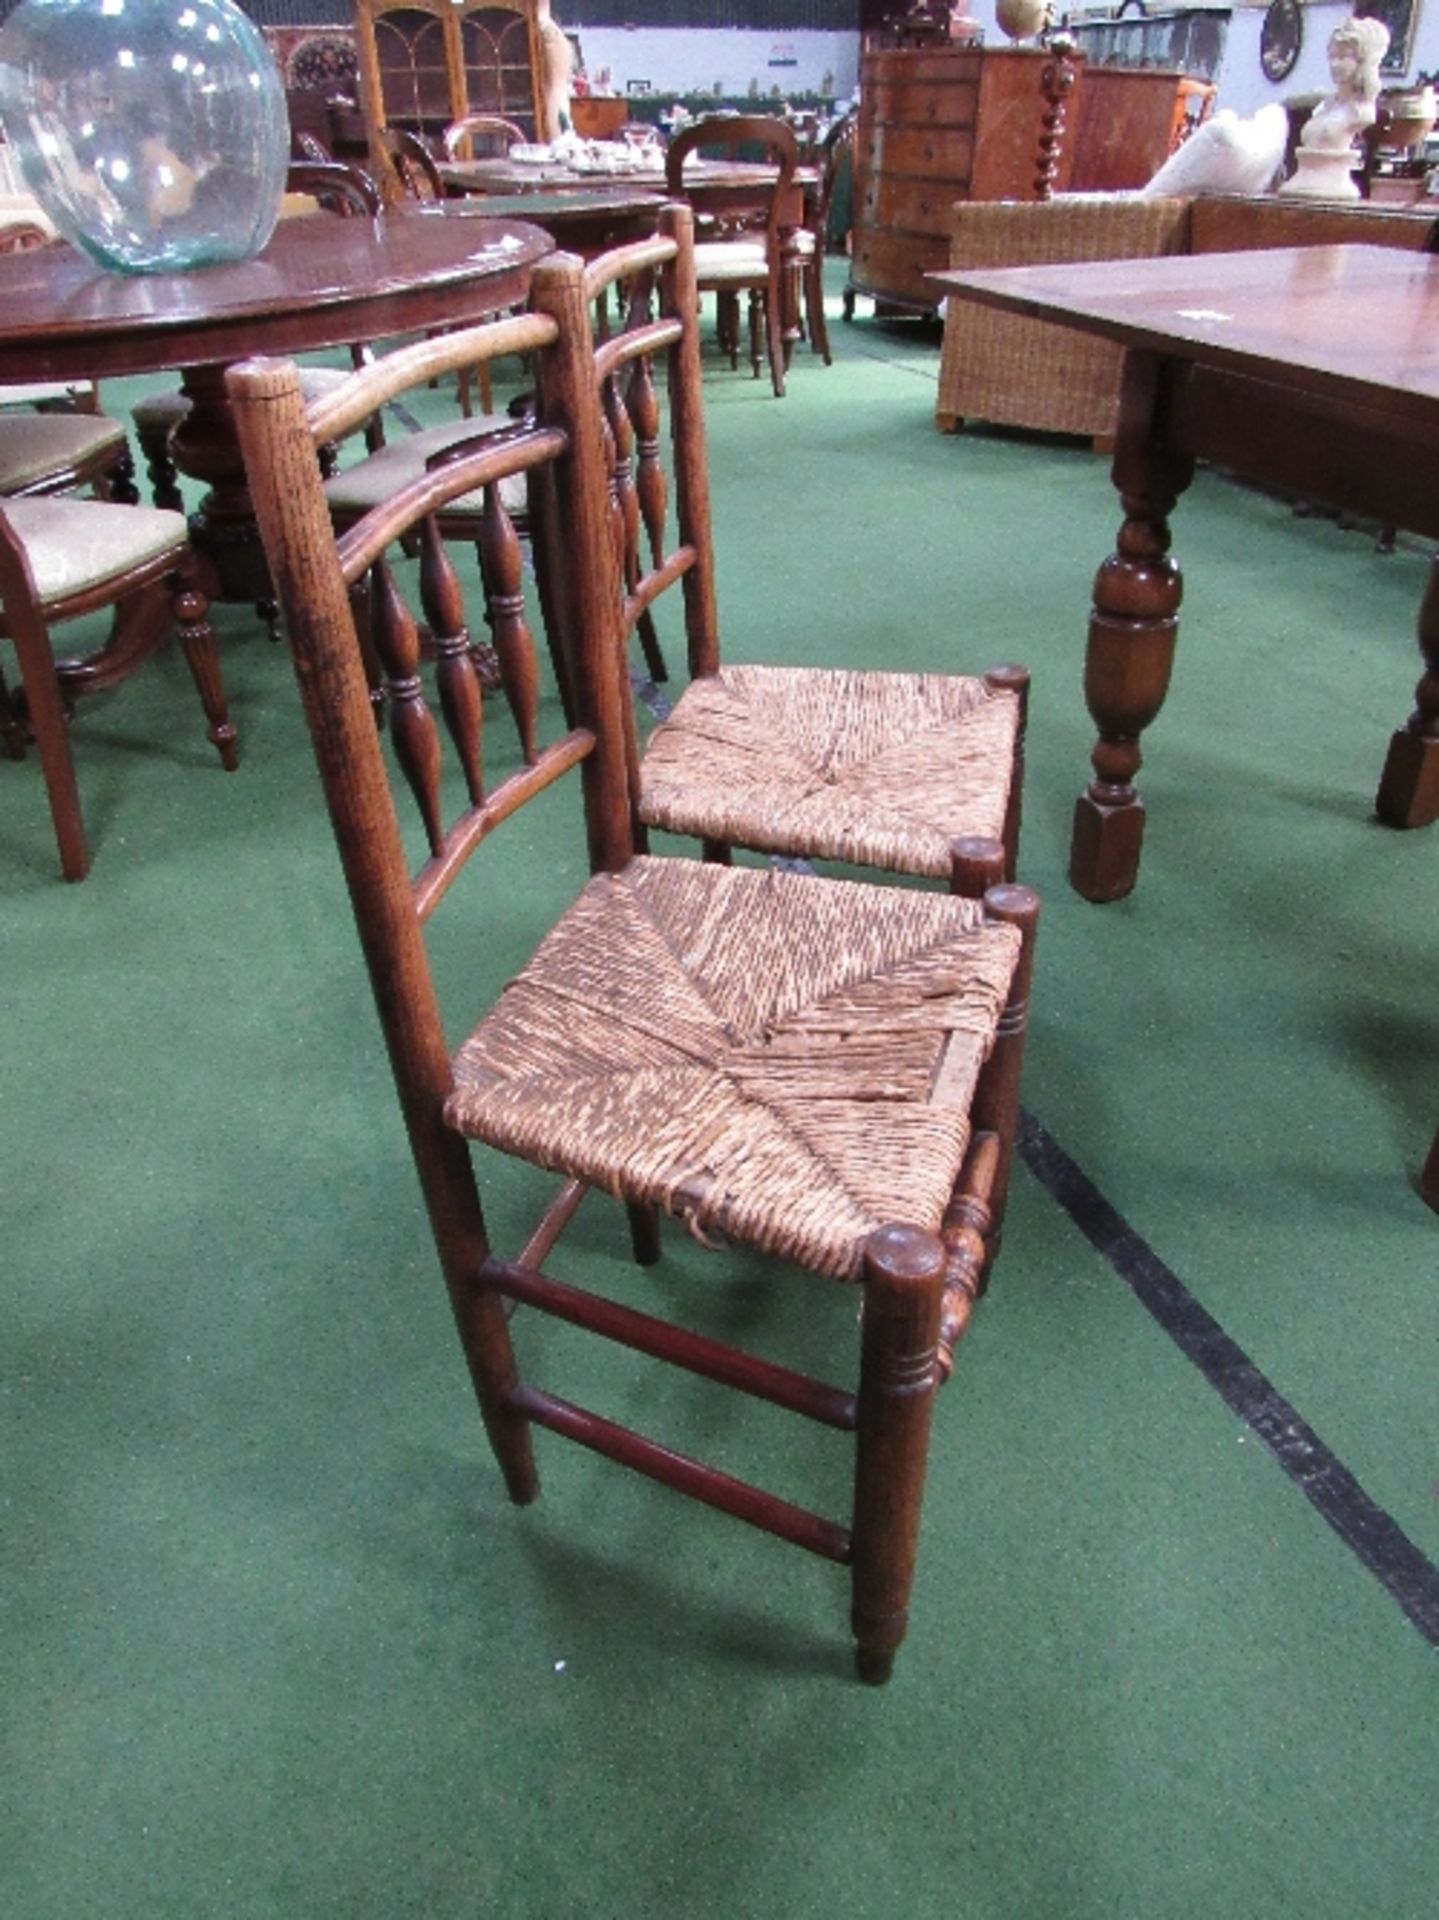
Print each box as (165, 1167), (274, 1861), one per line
(441, 156), (810, 197)
(0, 209), (555, 383)
(932, 245), (1439, 431)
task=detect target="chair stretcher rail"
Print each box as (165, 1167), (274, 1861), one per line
(481, 1256), (858, 1430)
(506, 1382), (854, 1563)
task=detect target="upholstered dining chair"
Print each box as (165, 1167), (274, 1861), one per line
(228, 214), (1039, 1682)
(0, 494), (236, 880)
(586, 208), (1029, 897)
(0, 217), (135, 502)
(789, 107), (855, 371)
(665, 114), (801, 398)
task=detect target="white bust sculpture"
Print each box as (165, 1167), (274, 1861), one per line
(1281, 15), (1391, 200)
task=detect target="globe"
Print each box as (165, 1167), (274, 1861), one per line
(0, 0), (289, 273)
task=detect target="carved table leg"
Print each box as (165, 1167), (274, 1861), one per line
(169, 361), (274, 605)
(1375, 554), (1439, 828)
(1070, 352), (1194, 903)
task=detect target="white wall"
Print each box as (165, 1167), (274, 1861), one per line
(571, 10), (1439, 125)
(572, 28), (860, 101)
(959, 4), (1439, 121)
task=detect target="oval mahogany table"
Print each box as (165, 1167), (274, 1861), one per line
(0, 208), (554, 601)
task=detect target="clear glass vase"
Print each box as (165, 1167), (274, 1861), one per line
(0, 0), (289, 274)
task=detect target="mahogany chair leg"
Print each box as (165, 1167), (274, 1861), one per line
(1419, 1125), (1439, 1211)
(9, 605), (88, 880)
(764, 289), (788, 398)
(851, 1223), (946, 1685)
(717, 291), (740, 369)
(748, 291), (763, 380)
(0, 659), (26, 758)
(104, 445), (141, 506)
(137, 419), (185, 513)
(701, 837), (732, 865)
(170, 557), (238, 771)
(804, 256), (832, 366)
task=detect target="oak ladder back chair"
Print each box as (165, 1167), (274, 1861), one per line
(665, 115), (801, 399)
(229, 233), (1038, 1681)
(0, 495), (236, 881)
(586, 212), (1028, 898)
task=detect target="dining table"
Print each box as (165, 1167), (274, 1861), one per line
(438, 187), (666, 258)
(932, 242), (1439, 903)
(0, 206), (554, 603)
(439, 154), (819, 228)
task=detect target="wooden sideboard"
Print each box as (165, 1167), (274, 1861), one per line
(846, 45), (1078, 319)
(846, 45), (1208, 317)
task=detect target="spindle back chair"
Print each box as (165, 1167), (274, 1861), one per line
(587, 209), (1030, 897)
(228, 229), (1038, 1681)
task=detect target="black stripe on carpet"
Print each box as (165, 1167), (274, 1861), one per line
(1018, 1110), (1439, 1647)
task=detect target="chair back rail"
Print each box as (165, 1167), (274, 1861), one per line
(229, 266), (632, 940)
(585, 208), (721, 703)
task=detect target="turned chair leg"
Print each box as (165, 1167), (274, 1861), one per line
(851, 1223), (947, 1685)
(170, 556), (238, 771)
(138, 420), (185, 513)
(103, 444), (141, 506)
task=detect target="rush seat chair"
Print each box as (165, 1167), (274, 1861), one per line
(229, 211), (1037, 1681)
(585, 207), (1028, 897)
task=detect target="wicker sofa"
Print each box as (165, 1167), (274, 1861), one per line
(935, 193), (1439, 443)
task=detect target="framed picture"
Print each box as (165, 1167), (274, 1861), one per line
(1355, 0), (1421, 75)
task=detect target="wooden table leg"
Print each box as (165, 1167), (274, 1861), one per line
(1070, 352), (1195, 903)
(1375, 555), (1439, 829)
(168, 361), (274, 605)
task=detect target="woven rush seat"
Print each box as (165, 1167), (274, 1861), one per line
(445, 856), (1021, 1279)
(638, 664), (1021, 880)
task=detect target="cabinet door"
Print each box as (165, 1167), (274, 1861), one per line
(970, 49), (1077, 200)
(1069, 69), (1185, 192)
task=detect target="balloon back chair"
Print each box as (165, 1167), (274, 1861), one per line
(227, 211), (1037, 1681)
(0, 495), (235, 880)
(665, 115), (803, 398)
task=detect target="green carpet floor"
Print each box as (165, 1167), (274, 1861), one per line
(4, 268), (1436, 1918)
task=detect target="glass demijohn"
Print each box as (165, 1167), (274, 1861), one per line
(0, 0), (289, 273)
